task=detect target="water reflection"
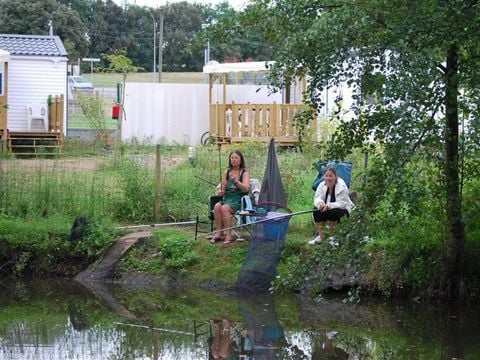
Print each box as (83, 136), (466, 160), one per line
(209, 294), (288, 359)
(0, 278), (479, 359)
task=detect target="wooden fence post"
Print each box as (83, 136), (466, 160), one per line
(154, 144), (161, 222)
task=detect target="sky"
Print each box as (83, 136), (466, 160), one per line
(117, 0), (248, 10)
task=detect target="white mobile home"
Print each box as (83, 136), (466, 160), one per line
(0, 34), (68, 154)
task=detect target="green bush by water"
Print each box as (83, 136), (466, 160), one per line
(0, 214), (119, 276)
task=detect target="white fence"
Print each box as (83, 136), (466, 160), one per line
(122, 83), (208, 145)
(122, 83), (284, 145)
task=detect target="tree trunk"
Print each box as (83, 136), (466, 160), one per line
(440, 44), (466, 304)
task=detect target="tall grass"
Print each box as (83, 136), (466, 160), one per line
(0, 164), (114, 220)
(0, 143), (339, 227)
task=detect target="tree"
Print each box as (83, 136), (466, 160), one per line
(88, 0), (131, 61)
(0, 0), (88, 60)
(102, 49), (142, 136)
(76, 92), (110, 148)
(191, 2), (273, 64)
(161, 2), (205, 71)
(122, 5), (154, 73)
(57, 0), (94, 21)
(238, 0), (480, 304)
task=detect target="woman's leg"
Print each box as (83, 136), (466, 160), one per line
(325, 209), (348, 242)
(326, 220), (337, 235)
(315, 221), (327, 239)
(213, 202), (225, 238)
(221, 204), (234, 240)
(312, 208), (328, 242)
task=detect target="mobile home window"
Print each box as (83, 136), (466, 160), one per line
(0, 69), (3, 96)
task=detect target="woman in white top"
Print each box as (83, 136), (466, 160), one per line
(309, 167), (354, 245)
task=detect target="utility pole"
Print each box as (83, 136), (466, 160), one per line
(201, 23), (210, 65)
(148, 9), (157, 81)
(206, 40), (210, 64)
(158, 12), (164, 83)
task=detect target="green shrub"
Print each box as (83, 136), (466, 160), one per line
(120, 240), (163, 273)
(275, 254), (310, 292)
(154, 229), (199, 272)
(72, 218), (119, 258)
(111, 157), (155, 223)
(0, 215), (117, 276)
(363, 195), (444, 296)
(463, 179), (480, 295)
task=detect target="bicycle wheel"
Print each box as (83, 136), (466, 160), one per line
(200, 131), (211, 145)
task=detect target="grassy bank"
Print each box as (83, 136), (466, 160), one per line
(0, 142), (479, 302)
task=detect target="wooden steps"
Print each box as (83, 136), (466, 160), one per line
(7, 131), (64, 157)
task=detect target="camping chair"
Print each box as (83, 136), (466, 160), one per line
(204, 179), (261, 241)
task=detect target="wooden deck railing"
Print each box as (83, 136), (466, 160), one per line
(1, 100), (7, 148)
(48, 94), (64, 133)
(209, 102), (310, 145)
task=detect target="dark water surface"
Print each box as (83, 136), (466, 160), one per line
(0, 279), (479, 359)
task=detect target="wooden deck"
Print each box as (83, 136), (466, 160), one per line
(209, 102), (311, 146)
(1, 94), (64, 156)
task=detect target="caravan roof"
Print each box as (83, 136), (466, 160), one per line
(203, 60), (275, 74)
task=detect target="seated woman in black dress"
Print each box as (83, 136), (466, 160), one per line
(309, 167), (354, 245)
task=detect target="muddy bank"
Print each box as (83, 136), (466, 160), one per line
(74, 228), (359, 295)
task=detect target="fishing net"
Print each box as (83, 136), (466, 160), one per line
(234, 206), (291, 292)
(231, 139), (291, 293)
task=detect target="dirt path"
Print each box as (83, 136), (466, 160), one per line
(1, 157), (106, 172)
(0, 154), (187, 172)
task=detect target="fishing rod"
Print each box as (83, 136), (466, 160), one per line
(117, 220), (197, 230)
(194, 175), (217, 187)
(207, 208), (316, 237)
(194, 146), (224, 189)
(195, 147), (223, 188)
(218, 143), (223, 192)
(218, 143), (222, 183)
(115, 322), (195, 336)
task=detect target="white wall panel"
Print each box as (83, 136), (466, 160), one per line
(122, 83), (209, 145)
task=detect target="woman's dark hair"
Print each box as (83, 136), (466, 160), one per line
(323, 166), (337, 176)
(228, 150), (246, 169)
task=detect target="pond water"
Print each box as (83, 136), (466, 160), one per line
(0, 279), (479, 360)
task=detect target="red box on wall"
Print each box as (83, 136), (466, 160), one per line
(112, 103), (120, 119)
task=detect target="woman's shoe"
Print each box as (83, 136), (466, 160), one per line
(209, 236), (224, 244)
(308, 235), (322, 245)
(223, 237), (235, 245)
(328, 237), (339, 246)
